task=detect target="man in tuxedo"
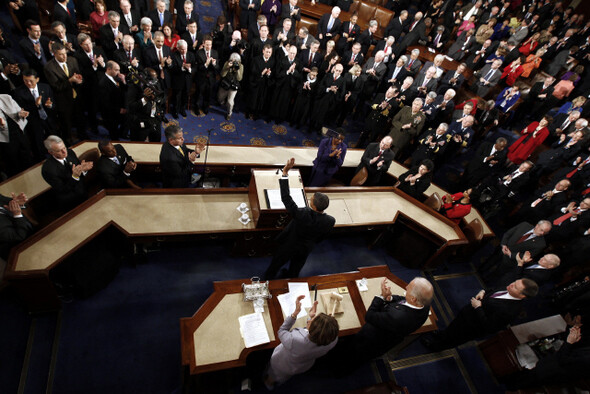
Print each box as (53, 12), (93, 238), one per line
(355, 136), (395, 186)
(280, 0), (300, 25)
(148, 0), (173, 32)
(317, 7), (342, 48)
(19, 20), (52, 79)
(98, 61), (127, 140)
(175, 0), (200, 36)
(41, 135), (93, 210)
(142, 31), (173, 89)
(0, 192), (33, 259)
(345, 277), (433, 363)
(13, 69), (56, 161)
(159, 125), (203, 188)
(471, 59), (502, 97)
(44, 42), (84, 143)
(194, 35), (218, 115)
(478, 220), (552, 280)
(422, 278), (539, 350)
(100, 11), (128, 59)
(96, 140), (139, 189)
(384, 10), (408, 41)
(170, 40), (195, 118)
(53, 0), (77, 34)
(239, 0), (261, 34)
(74, 33), (106, 135)
(119, 0), (140, 35)
(461, 138), (508, 188)
(263, 158), (335, 279)
(181, 20), (203, 56)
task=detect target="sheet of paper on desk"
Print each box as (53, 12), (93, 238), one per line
(277, 292), (308, 319)
(238, 312), (271, 348)
(288, 282), (312, 308)
(266, 188), (306, 209)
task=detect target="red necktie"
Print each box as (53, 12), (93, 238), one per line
(349, 24), (353, 33)
(128, 51), (132, 61)
(583, 187), (590, 196)
(309, 53), (313, 65)
(553, 210), (579, 226)
(408, 59), (414, 67)
(182, 54), (186, 63)
(516, 233), (531, 244)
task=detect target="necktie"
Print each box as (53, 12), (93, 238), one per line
(182, 54), (186, 63)
(126, 14), (132, 26)
(89, 52), (94, 63)
(31, 89), (48, 120)
(128, 51), (132, 62)
(178, 147), (184, 156)
(408, 59), (414, 67)
(562, 119), (570, 130)
(422, 78), (427, 87)
(349, 24), (352, 33)
(484, 69), (494, 81)
(62, 64), (77, 99)
(327, 17), (334, 31)
(186, 14), (190, 21)
(308, 53), (313, 65)
(159, 12), (164, 26)
(567, 157), (590, 178)
(352, 53), (356, 62)
(516, 232), (532, 244)
(490, 291), (508, 298)
(553, 209), (579, 226)
(434, 34), (440, 47)
(410, 21), (416, 31)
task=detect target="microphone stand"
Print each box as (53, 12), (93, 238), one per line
(200, 128), (214, 188)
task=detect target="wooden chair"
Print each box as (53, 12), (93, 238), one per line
(423, 192), (442, 211)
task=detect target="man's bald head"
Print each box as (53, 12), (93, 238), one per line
(407, 277), (434, 307)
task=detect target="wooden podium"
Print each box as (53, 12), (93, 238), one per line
(248, 169), (307, 228)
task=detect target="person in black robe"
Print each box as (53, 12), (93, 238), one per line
(311, 63), (345, 131)
(248, 44), (275, 119)
(270, 46), (301, 123)
(290, 67), (319, 129)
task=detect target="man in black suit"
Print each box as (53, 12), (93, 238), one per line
(355, 20), (378, 57)
(335, 14), (360, 55)
(74, 33), (106, 135)
(447, 29), (477, 61)
(280, 0), (301, 25)
(472, 161), (534, 212)
(13, 69), (56, 161)
(383, 56), (408, 89)
(50, 21), (78, 56)
(437, 64), (466, 94)
(517, 179), (572, 224)
(96, 140), (139, 189)
(478, 220), (552, 281)
(355, 136), (395, 186)
(193, 35), (218, 115)
(548, 111), (580, 139)
(461, 138), (508, 188)
(142, 31), (173, 89)
(410, 66), (438, 98)
(170, 40), (195, 118)
(262, 158), (335, 279)
(113, 35), (142, 74)
(546, 198), (590, 244)
(341, 42), (364, 73)
(41, 135), (93, 210)
(0, 192), (33, 259)
(53, 0), (77, 34)
(384, 10), (408, 41)
(345, 277), (433, 364)
(98, 61), (127, 140)
(272, 18), (296, 47)
(422, 278), (539, 351)
(317, 7), (342, 48)
(148, 0), (173, 32)
(513, 75), (554, 122)
(175, 0), (200, 35)
(394, 11), (427, 58)
(43, 42), (84, 143)
(19, 20), (52, 79)
(159, 125), (203, 188)
(181, 20), (203, 56)
(398, 160), (434, 200)
(471, 59), (502, 97)
(535, 132), (585, 177)
(299, 40), (322, 74)
(100, 11), (128, 58)
(119, 0), (140, 35)
(239, 0), (261, 34)
(499, 251), (561, 287)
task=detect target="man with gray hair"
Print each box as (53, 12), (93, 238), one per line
(317, 6), (342, 48)
(411, 66), (438, 97)
(41, 135), (93, 210)
(113, 35), (141, 72)
(389, 97), (425, 158)
(356, 19), (378, 56)
(148, 0), (172, 31)
(170, 39), (195, 118)
(119, 0), (140, 33)
(99, 11), (128, 57)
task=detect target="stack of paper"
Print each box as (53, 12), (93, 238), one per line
(276, 282), (312, 319)
(238, 312), (270, 348)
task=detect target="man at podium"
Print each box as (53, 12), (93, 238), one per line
(262, 158), (335, 279)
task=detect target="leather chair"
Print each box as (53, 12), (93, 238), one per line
(298, 17), (318, 38)
(356, 2), (377, 27)
(424, 192), (442, 211)
(373, 6), (394, 38)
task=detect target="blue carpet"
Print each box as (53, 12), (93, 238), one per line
(456, 346), (504, 394)
(24, 314), (58, 394)
(393, 356), (472, 394)
(435, 275), (484, 318)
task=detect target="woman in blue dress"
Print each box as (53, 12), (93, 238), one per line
(308, 131), (347, 186)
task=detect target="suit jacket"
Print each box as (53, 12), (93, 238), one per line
(148, 9), (173, 31)
(464, 141), (507, 184)
(195, 48), (219, 84)
(0, 195), (33, 258)
(501, 222), (547, 262)
(99, 24), (129, 57)
(43, 57), (81, 110)
(361, 58), (386, 95)
(337, 21), (360, 51)
(438, 69), (465, 91)
(384, 63), (408, 86)
(41, 150), (87, 209)
(280, 3), (301, 24)
(399, 21), (427, 48)
(175, 10), (200, 35)
(181, 31), (203, 55)
(473, 64), (501, 96)
(96, 144), (134, 188)
(299, 49), (322, 70)
(98, 75), (126, 119)
(18, 36), (52, 76)
(53, 3), (77, 34)
(170, 51), (196, 90)
(142, 45), (173, 87)
(353, 295), (429, 360)
(239, 0), (261, 29)
(317, 13), (342, 38)
(119, 10), (141, 33)
(404, 57), (422, 76)
(275, 177), (335, 252)
(74, 47), (107, 92)
(355, 29), (376, 56)
(113, 47), (143, 72)
(448, 32), (477, 60)
(12, 83), (56, 132)
(159, 142), (197, 188)
(356, 142), (395, 185)
(384, 17), (406, 40)
(410, 73), (438, 96)
(341, 50), (364, 71)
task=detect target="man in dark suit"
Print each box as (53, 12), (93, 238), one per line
(398, 160), (434, 200)
(355, 20), (378, 57)
(175, 0), (200, 35)
(113, 35), (142, 74)
(194, 35), (218, 115)
(43, 42), (84, 143)
(13, 69), (56, 161)
(461, 138), (508, 188)
(41, 135), (93, 210)
(359, 50), (386, 104)
(404, 49), (422, 76)
(299, 40), (322, 74)
(534, 131), (585, 177)
(19, 20), (52, 79)
(546, 198), (590, 244)
(394, 11), (427, 58)
(74, 33), (107, 135)
(431, 89), (455, 124)
(170, 40), (195, 118)
(437, 64), (466, 95)
(262, 158), (335, 279)
(383, 56), (408, 89)
(181, 20), (203, 56)
(96, 140), (139, 188)
(159, 125), (203, 188)
(498, 251), (561, 287)
(422, 278), (539, 350)
(317, 7), (342, 48)
(239, 0), (261, 34)
(128, 70), (164, 142)
(341, 42), (364, 73)
(471, 59), (502, 97)
(142, 31), (173, 89)
(478, 220), (552, 280)
(410, 66), (438, 98)
(119, 0), (141, 35)
(548, 111), (580, 139)
(0, 192), (33, 259)
(384, 10), (408, 41)
(345, 277), (433, 363)
(355, 136), (395, 186)
(280, 0), (301, 25)
(514, 75), (554, 122)
(100, 11), (128, 58)
(50, 21), (78, 55)
(272, 18), (296, 47)
(517, 179), (572, 224)
(98, 61), (127, 140)
(148, 0), (173, 31)
(53, 0), (77, 34)
(447, 29), (477, 61)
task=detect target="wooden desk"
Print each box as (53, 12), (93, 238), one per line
(179, 265), (438, 374)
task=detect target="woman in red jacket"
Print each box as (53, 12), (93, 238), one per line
(500, 56), (525, 86)
(441, 189), (472, 224)
(507, 115), (552, 165)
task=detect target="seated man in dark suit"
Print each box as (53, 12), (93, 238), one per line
(262, 158), (335, 280)
(96, 140), (139, 189)
(498, 251), (560, 287)
(0, 192), (33, 259)
(397, 159), (434, 201)
(460, 137), (507, 189)
(159, 125), (203, 188)
(517, 179), (572, 224)
(354, 136), (395, 186)
(41, 135), (93, 210)
(546, 197), (590, 244)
